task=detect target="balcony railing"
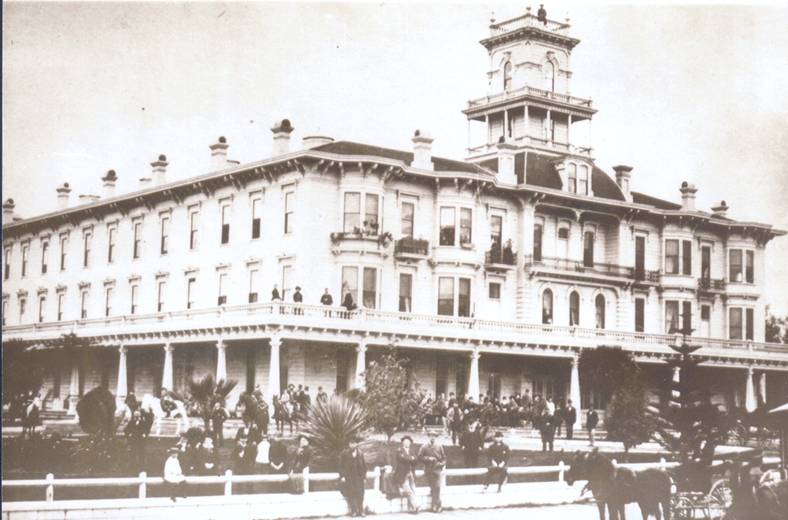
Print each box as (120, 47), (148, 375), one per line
(698, 277), (726, 292)
(524, 254), (633, 278)
(394, 237), (430, 257)
(3, 302), (787, 357)
(489, 12), (571, 37)
(467, 84), (593, 110)
(634, 269), (661, 283)
(485, 247), (516, 266)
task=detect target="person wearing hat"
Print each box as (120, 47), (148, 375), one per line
(163, 447), (188, 502)
(290, 435), (312, 494)
(394, 435), (420, 514)
(269, 431), (288, 474)
(339, 440), (367, 517)
(418, 430), (446, 513)
(293, 286), (303, 315)
(484, 431), (511, 492)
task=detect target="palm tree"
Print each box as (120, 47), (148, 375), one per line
(186, 373), (238, 433)
(301, 395), (368, 471)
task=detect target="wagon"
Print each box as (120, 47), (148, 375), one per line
(670, 459), (733, 520)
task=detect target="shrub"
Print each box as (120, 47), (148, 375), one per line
(76, 386), (116, 437)
(301, 395), (367, 471)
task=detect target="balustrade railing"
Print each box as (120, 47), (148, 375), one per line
(467, 84), (592, 109)
(485, 247), (517, 266)
(489, 13), (571, 37)
(4, 301), (786, 356)
(523, 254), (633, 278)
(698, 277), (726, 292)
(634, 269), (661, 283)
(394, 237), (430, 256)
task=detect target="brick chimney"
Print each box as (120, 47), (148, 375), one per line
(411, 129), (434, 171)
(210, 136), (229, 171)
(151, 154), (168, 186)
(495, 138), (518, 185)
(613, 165), (633, 202)
(711, 200), (729, 218)
(56, 182), (72, 210)
(271, 119), (294, 156)
(2, 198), (15, 225)
(102, 170), (118, 199)
(679, 181), (698, 211)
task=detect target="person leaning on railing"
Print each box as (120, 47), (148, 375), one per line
(163, 447), (188, 502)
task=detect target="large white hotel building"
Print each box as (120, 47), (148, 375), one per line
(3, 10), (786, 418)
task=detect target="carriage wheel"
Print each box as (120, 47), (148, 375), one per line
(671, 495), (695, 519)
(727, 424), (747, 447)
(707, 479), (732, 520)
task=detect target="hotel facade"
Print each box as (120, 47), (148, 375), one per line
(3, 10), (787, 421)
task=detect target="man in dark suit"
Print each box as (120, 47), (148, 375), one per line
(339, 440), (367, 517)
(484, 431), (510, 492)
(564, 399), (577, 440)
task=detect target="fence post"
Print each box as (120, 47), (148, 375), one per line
(612, 459), (617, 468)
(373, 467), (380, 491)
(139, 472), (147, 499)
(46, 473), (54, 502)
(224, 470), (233, 496)
(303, 467), (310, 494)
(660, 457), (666, 471)
(558, 461), (565, 482)
(440, 470), (447, 489)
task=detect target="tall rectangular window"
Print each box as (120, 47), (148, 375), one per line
(60, 235), (68, 270)
(363, 267), (377, 309)
(489, 282), (501, 300)
(4, 248), (10, 280)
(130, 285), (139, 314)
(248, 270), (259, 303)
(282, 266), (291, 301)
(251, 198), (262, 239)
(730, 249), (742, 282)
(157, 281), (166, 312)
(490, 215), (503, 251)
(399, 273), (412, 312)
(635, 299), (645, 331)
(635, 236), (645, 280)
(105, 287), (113, 317)
(401, 202), (414, 238)
(57, 293), (65, 321)
(19, 298), (26, 322)
(665, 239), (679, 275)
(341, 266), (358, 307)
(2, 300), (7, 326)
(284, 191), (294, 234)
(107, 228), (116, 263)
(41, 241), (49, 274)
(439, 207), (455, 245)
(187, 278), (196, 310)
(533, 224), (543, 262)
(81, 290), (88, 319)
(83, 232), (92, 267)
(39, 296), (46, 323)
(682, 240), (692, 275)
(745, 250), (754, 283)
(221, 205), (230, 244)
(729, 308), (743, 340)
(190, 211), (199, 250)
(583, 231), (594, 268)
(218, 274), (227, 306)
(746, 308), (754, 341)
(460, 208), (472, 246)
(21, 244), (29, 276)
(578, 165), (589, 195)
(438, 277), (454, 316)
(132, 221), (142, 259)
(160, 216), (170, 254)
(701, 245), (711, 280)
(665, 301), (679, 334)
(458, 278), (471, 317)
(364, 194), (379, 234)
(567, 164), (577, 193)
(344, 192), (360, 232)
(682, 301), (692, 334)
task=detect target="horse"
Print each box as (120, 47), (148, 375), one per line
(140, 394), (190, 436)
(273, 395), (295, 434)
(236, 392), (270, 436)
(728, 460), (788, 520)
(565, 449), (672, 520)
(20, 397), (41, 439)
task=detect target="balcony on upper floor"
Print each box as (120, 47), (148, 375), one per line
(698, 277), (726, 294)
(524, 254), (633, 282)
(633, 269), (662, 285)
(467, 84), (593, 112)
(394, 237), (430, 260)
(485, 244), (517, 271)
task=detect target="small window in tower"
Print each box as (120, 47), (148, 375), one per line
(503, 61), (513, 91)
(544, 60), (555, 92)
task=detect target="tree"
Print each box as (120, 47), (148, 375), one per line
(579, 346), (652, 453)
(765, 305), (788, 344)
(301, 395), (367, 470)
(186, 373), (238, 433)
(361, 347), (429, 441)
(76, 386), (117, 437)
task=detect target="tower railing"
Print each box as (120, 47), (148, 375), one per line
(467, 84), (593, 109)
(489, 13), (571, 37)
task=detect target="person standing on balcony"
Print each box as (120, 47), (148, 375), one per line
(484, 431), (510, 492)
(320, 288), (333, 305)
(537, 4), (547, 24)
(293, 286), (303, 315)
(418, 431), (446, 513)
(586, 407), (599, 447)
(339, 440), (368, 517)
(564, 399), (577, 440)
(342, 291), (357, 312)
(271, 284), (281, 301)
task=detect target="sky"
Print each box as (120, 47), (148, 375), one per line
(3, 2), (788, 315)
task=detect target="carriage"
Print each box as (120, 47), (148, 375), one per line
(669, 468), (732, 520)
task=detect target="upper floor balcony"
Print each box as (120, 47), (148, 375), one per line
(3, 302), (786, 365)
(485, 245), (517, 271)
(394, 237), (430, 259)
(466, 84), (593, 112)
(524, 254), (634, 280)
(698, 277), (726, 294)
(489, 12), (571, 37)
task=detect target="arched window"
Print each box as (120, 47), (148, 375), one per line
(542, 289), (553, 324)
(567, 164), (577, 193)
(544, 61), (555, 92)
(578, 165), (589, 195)
(569, 291), (580, 326)
(503, 61), (513, 91)
(595, 294), (605, 329)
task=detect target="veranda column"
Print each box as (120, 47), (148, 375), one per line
(354, 340), (367, 390)
(570, 354), (581, 428)
(162, 343), (174, 392)
(267, 335), (281, 401)
(745, 367), (756, 413)
(216, 340), (227, 382)
(68, 362), (80, 414)
(116, 345), (128, 405)
(468, 349), (480, 401)
(759, 372), (766, 406)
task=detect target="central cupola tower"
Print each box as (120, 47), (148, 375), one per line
(463, 6), (597, 182)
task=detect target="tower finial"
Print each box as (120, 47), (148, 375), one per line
(490, 11), (495, 24)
